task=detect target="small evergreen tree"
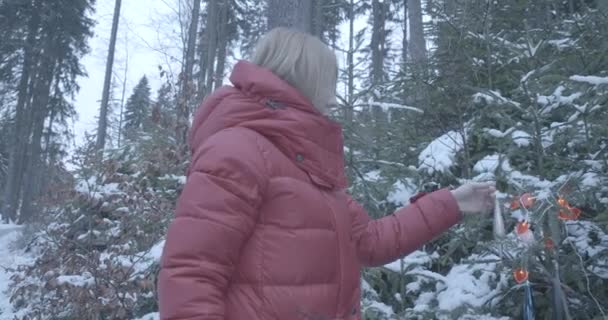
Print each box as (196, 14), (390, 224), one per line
(123, 75), (152, 139)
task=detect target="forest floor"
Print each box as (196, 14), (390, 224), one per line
(0, 223), (31, 319)
(0, 223), (162, 320)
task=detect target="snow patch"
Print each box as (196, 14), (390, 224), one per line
(386, 179), (416, 207)
(132, 312), (160, 320)
(419, 131), (465, 174)
(0, 224), (36, 318)
(473, 154), (511, 174)
(57, 273), (95, 287)
(511, 130), (531, 147)
(384, 250), (439, 273)
(436, 255), (506, 311)
(483, 128), (513, 138)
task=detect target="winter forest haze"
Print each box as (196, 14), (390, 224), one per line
(0, 0), (607, 319)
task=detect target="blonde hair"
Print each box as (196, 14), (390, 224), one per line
(251, 27), (338, 113)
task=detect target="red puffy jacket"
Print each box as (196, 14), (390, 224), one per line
(158, 61), (462, 320)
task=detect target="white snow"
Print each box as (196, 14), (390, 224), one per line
(364, 170), (382, 182)
(57, 273), (95, 287)
(132, 312), (160, 320)
(564, 221), (608, 278)
(483, 128), (513, 138)
(419, 131), (465, 174)
(100, 239), (165, 280)
(384, 250), (439, 273)
(548, 38), (575, 49)
(539, 86), (582, 115)
(436, 255), (507, 311)
(367, 100), (424, 114)
(581, 172), (600, 187)
(473, 90), (521, 107)
(386, 179), (416, 207)
(511, 130), (531, 147)
(0, 224), (36, 319)
(570, 75), (608, 86)
(473, 154), (512, 174)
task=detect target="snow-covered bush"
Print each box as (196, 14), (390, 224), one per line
(9, 131), (184, 319)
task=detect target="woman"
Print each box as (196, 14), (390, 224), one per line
(158, 28), (495, 320)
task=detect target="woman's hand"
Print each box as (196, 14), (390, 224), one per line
(450, 182), (496, 215)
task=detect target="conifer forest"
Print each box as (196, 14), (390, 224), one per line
(0, 0), (607, 319)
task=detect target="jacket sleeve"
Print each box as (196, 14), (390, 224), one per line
(348, 188), (462, 267)
(158, 128), (268, 320)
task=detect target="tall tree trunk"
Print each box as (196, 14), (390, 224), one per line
(267, 0), (314, 33)
(408, 0), (427, 107)
(2, 1), (40, 222)
(402, 0), (408, 65)
(214, 0), (229, 89)
(408, 0), (426, 64)
(311, 0), (325, 39)
(204, 0), (219, 97)
(197, 3), (209, 101)
(19, 59), (54, 222)
(370, 0), (388, 86)
(117, 45), (128, 148)
(177, 0), (201, 145)
(96, 0), (121, 152)
(345, 0), (355, 169)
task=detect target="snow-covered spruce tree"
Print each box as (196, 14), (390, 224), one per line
(354, 1), (607, 319)
(123, 75), (152, 141)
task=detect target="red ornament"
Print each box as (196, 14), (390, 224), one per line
(513, 268), (529, 284)
(510, 199), (520, 210)
(516, 221), (530, 235)
(557, 196), (569, 208)
(544, 238), (555, 250)
(520, 193), (535, 208)
(559, 207), (581, 220)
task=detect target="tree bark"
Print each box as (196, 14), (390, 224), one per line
(19, 57), (55, 222)
(204, 0), (218, 96)
(402, 0), (408, 65)
(214, 0), (229, 89)
(177, 0), (201, 145)
(370, 0), (388, 86)
(408, 0), (426, 64)
(267, 0), (313, 33)
(117, 45), (128, 148)
(2, 0), (40, 222)
(95, 0), (121, 152)
(311, 0), (325, 39)
(346, 0), (355, 168)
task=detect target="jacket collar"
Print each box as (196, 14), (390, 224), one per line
(189, 61), (347, 190)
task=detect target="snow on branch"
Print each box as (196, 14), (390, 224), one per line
(418, 131), (465, 174)
(570, 75), (608, 86)
(473, 90), (522, 108)
(367, 100), (424, 114)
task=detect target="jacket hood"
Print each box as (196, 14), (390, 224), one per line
(188, 60), (347, 190)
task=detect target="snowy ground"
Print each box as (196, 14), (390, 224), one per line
(0, 224), (34, 319)
(0, 223), (163, 320)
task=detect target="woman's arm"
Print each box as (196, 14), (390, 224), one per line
(348, 189), (462, 267)
(158, 128), (268, 320)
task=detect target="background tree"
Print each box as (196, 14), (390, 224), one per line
(96, 0), (122, 151)
(123, 76), (152, 140)
(267, 0), (314, 32)
(1, 0), (95, 222)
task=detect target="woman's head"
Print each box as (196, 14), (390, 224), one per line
(251, 27), (338, 114)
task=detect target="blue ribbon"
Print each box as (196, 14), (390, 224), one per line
(523, 281), (536, 320)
